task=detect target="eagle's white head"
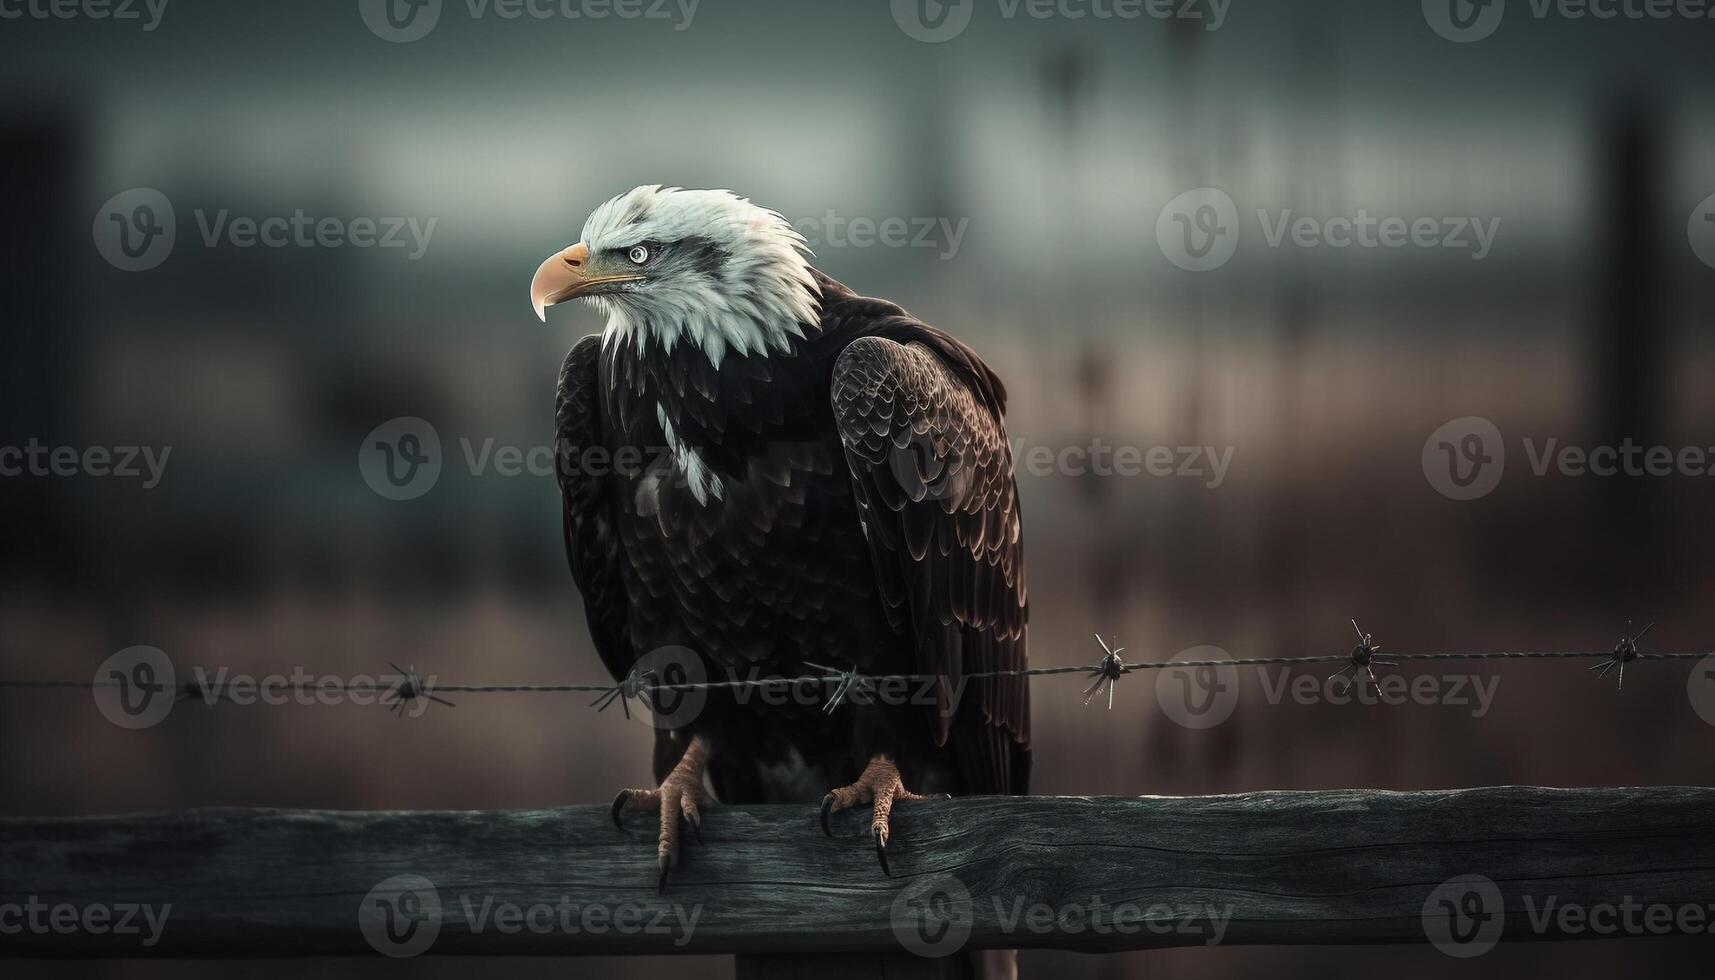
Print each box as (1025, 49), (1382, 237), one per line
(530, 185), (820, 367)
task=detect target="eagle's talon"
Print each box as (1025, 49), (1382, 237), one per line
(818, 794), (837, 836)
(609, 737), (711, 892)
(821, 755), (927, 874)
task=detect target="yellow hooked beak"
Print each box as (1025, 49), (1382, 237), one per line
(529, 242), (645, 321)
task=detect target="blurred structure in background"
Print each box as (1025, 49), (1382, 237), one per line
(2, 0), (1712, 976)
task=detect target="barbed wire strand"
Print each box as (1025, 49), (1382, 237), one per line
(4, 622), (1711, 716)
(7, 653), (1708, 690)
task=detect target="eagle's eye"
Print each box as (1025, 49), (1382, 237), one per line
(628, 245), (651, 265)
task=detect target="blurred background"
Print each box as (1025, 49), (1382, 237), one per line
(3, 0), (1714, 975)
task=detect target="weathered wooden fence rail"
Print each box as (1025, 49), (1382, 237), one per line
(3, 787), (1713, 959)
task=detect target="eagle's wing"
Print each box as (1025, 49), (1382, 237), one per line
(830, 335), (1029, 795)
(556, 335), (633, 685)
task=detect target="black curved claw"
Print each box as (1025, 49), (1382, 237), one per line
(684, 813), (703, 845)
(657, 854), (671, 896)
(611, 790), (632, 830)
(873, 828), (891, 876)
(819, 794), (836, 836)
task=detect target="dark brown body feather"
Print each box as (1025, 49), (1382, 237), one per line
(555, 271), (1028, 801)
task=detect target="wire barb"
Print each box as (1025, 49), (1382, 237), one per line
(383, 663), (456, 716)
(1328, 619), (1395, 693)
(590, 665), (649, 718)
(804, 663), (868, 714)
(1082, 634), (1131, 709)
(175, 677), (216, 705)
(1589, 620), (1654, 691)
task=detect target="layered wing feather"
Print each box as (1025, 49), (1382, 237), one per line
(555, 335), (633, 684)
(830, 334), (1030, 795)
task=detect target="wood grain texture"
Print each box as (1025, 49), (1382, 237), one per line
(3, 787), (1713, 957)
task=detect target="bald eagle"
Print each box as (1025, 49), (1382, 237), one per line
(531, 186), (1029, 888)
